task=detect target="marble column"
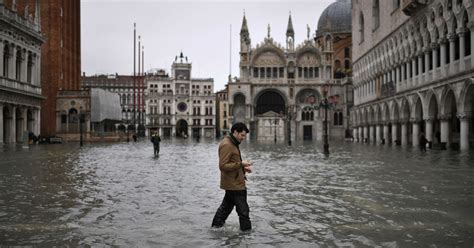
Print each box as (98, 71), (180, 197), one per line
(358, 126), (363, 142)
(383, 124), (390, 144)
(353, 128), (358, 142)
(412, 121), (420, 147)
(459, 115), (470, 150)
(401, 122), (408, 146)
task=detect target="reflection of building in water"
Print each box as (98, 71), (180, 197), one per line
(351, 0), (474, 150)
(145, 52), (216, 138)
(1, 1), (43, 145)
(229, 2), (353, 142)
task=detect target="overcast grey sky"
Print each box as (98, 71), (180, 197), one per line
(81, 0), (334, 91)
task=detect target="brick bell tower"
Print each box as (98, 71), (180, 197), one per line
(40, 0), (81, 136)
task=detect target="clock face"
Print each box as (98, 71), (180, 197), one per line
(177, 102), (187, 112)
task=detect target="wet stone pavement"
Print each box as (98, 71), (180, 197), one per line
(0, 138), (474, 247)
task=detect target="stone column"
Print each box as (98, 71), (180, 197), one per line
(375, 124), (381, 144)
(417, 54), (423, 83)
(383, 124), (390, 144)
(411, 59), (416, 86)
(459, 115), (470, 150)
(395, 66), (400, 85)
(35, 108), (41, 135)
(353, 128), (358, 142)
(449, 35), (455, 67)
(21, 51), (27, 82)
(0, 43), (4, 76)
(35, 54), (41, 86)
(432, 44), (438, 72)
(9, 46), (16, 79)
(358, 126), (363, 142)
(363, 126), (368, 143)
(470, 25), (474, 69)
(425, 118), (433, 146)
(0, 104), (3, 145)
(10, 106), (16, 144)
(401, 122), (407, 146)
(392, 122), (398, 145)
(440, 39), (447, 76)
(412, 121), (420, 147)
(424, 50), (430, 81)
(407, 61), (411, 82)
(440, 116), (450, 150)
(458, 31), (466, 70)
(21, 108), (27, 143)
(369, 125), (375, 143)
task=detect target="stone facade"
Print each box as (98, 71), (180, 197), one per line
(228, 10), (352, 142)
(352, 0), (474, 150)
(216, 85), (230, 137)
(146, 53), (216, 138)
(0, 0), (43, 145)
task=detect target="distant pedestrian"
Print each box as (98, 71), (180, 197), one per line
(420, 133), (428, 152)
(133, 134), (137, 142)
(212, 122), (253, 232)
(151, 132), (161, 155)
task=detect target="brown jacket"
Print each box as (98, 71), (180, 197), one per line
(218, 135), (246, 190)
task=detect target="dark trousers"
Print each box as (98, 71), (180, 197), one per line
(212, 190), (251, 231)
(153, 144), (160, 155)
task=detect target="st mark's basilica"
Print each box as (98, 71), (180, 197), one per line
(228, 0), (353, 142)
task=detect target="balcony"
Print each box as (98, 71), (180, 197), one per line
(402, 0), (428, 16)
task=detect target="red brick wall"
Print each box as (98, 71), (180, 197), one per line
(40, 0), (81, 136)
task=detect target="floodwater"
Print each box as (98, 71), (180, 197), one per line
(0, 138), (473, 247)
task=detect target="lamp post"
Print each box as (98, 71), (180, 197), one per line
(320, 85), (330, 154)
(79, 108), (84, 147)
(273, 118), (278, 143)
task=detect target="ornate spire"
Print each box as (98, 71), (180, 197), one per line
(240, 11), (249, 36)
(286, 12), (294, 38)
(267, 23), (271, 38)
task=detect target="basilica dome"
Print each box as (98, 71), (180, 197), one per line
(316, 0), (351, 37)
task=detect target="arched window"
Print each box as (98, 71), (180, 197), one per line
(359, 13), (365, 43)
(334, 112), (339, 125)
(373, 0), (380, 30)
(338, 112), (344, 125)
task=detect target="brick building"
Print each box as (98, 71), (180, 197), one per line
(40, 0), (81, 136)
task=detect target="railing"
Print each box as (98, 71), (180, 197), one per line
(0, 77), (42, 95)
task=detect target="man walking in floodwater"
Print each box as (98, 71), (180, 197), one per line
(150, 132), (161, 155)
(211, 122), (253, 231)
